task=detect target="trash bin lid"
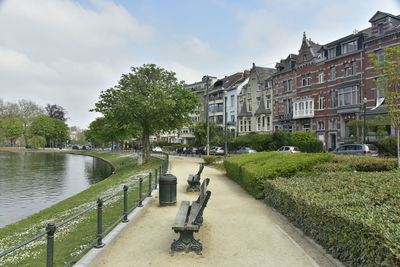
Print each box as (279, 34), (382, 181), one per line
(160, 173), (177, 182)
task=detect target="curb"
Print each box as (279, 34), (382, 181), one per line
(74, 189), (158, 267)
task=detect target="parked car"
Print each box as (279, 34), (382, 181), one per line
(152, 146), (163, 152)
(184, 147), (198, 154)
(331, 144), (378, 157)
(176, 147), (187, 154)
(196, 146), (206, 155)
(236, 147), (257, 154)
(276, 146), (300, 153)
(209, 146), (224, 155)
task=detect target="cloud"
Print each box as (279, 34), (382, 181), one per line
(0, 0), (154, 127)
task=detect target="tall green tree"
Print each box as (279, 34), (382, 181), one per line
(18, 100), (45, 146)
(85, 117), (133, 150)
(94, 64), (200, 160)
(370, 46), (400, 168)
(29, 115), (69, 147)
(192, 120), (223, 146)
(1, 117), (23, 145)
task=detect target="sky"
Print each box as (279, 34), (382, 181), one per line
(0, 0), (399, 128)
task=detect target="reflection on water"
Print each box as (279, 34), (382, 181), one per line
(0, 152), (113, 228)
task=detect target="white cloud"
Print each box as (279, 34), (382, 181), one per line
(0, 0), (155, 127)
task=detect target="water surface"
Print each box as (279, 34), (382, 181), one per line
(0, 152), (113, 228)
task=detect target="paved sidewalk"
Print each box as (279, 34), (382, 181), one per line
(92, 156), (336, 267)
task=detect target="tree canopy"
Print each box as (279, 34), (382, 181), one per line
(370, 46), (400, 168)
(94, 64), (200, 160)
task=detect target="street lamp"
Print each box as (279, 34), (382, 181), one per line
(224, 92), (228, 157)
(363, 97), (367, 144)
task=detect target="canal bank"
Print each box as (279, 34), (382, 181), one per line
(0, 150), (163, 266)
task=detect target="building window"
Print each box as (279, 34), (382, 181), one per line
(377, 50), (385, 62)
(248, 119), (251, 132)
(328, 47), (336, 59)
(378, 24), (384, 35)
(257, 117), (261, 131)
(344, 63), (350, 77)
(329, 119), (337, 130)
(330, 67), (336, 80)
(231, 115), (235, 123)
(293, 99), (314, 118)
(262, 116), (265, 128)
(244, 120), (247, 132)
(267, 116), (271, 130)
(248, 99), (252, 112)
(240, 120), (243, 132)
(319, 95), (324, 110)
(342, 40), (357, 54)
(266, 96), (271, 109)
(230, 95), (235, 107)
(318, 121), (325, 130)
(351, 61), (357, 75)
(318, 71), (324, 83)
(301, 75), (311, 87)
(338, 85), (359, 106)
(330, 91), (338, 108)
(284, 79), (292, 92)
(256, 97), (261, 107)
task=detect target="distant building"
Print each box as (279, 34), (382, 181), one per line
(237, 64), (275, 136)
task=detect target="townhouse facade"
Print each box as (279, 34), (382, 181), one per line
(271, 11), (400, 149)
(237, 64), (275, 136)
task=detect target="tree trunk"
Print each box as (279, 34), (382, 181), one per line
(141, 130), (151, 162)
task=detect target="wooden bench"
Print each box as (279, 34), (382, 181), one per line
(186, 163), (205, 192)
(171, 178), (211, 255)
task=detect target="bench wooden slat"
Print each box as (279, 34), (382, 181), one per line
(172, 201), (190, 229)
(187, 202), (201, 225)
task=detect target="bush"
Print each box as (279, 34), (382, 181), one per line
(333, 155), (397, 172)
(224, 152), (332, 198)
(264, 172), (400, 266)
(380, 136), (397, 156)
(203, 155), (223, 165)
(313, 162), (353, 172)
(291, 131), (324, 153)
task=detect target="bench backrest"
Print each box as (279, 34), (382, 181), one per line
(196, 163), (205, 177)
(196, 178), (209, 204)
(187, 178), (211, 226)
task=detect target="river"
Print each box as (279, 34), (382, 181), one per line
(0, 151), (113, 228)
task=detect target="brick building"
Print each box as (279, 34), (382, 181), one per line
(272, 11), (400, 149)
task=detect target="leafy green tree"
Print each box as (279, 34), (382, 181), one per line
(370, 46), (400, 168)
(29, 115), (69, 147)
(1, 117), (23, 145)
(94, 64), (200, 160)
(192, 120), (223, 147)
(29, 135), (46, 148)
(85, 117), (133, 150)
(45, 104), (68, 121)
(18, 100), (45, 146)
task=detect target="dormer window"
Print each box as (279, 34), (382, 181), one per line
(328, 47), (336, 59)
(342, 40), (357, 54)
(303, 55), (307, 61)
(378, 24), (384, 35)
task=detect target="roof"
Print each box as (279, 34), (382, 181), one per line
(369, 11), (400, 23)
(254, 97), (271, 115)
(211, 72), (246, 91)
(237, 100), (252, 117)
(250, 63), (275, 81)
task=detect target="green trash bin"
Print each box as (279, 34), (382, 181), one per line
(159, 174), (177, 206)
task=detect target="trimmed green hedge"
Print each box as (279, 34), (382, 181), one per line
(332, 155), (397, 172)
(224, 152), (332, 198)
(264, 172), (400, 266)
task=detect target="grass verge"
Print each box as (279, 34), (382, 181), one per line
(0, 150), (163, 266)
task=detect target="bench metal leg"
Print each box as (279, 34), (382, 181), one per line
(186, 182), (200, 192)
(171, 230), (202, 255)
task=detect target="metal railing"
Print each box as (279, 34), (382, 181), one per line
(0, 153), (169, 267)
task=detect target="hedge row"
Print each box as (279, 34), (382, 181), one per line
(264, 172), (400, 266)
(332, 155), (397, 172)
(224, 152), (332, 198)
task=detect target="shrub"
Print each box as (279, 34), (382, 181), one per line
(203, 155), (223, 165)
(264, 172), (400, 266)
(224, 152), (332, 198)
(380, 136), (397, 156)
(313, 162), (353, 172)
(332, 155), (397, 172)
(291, 131), (324, 153)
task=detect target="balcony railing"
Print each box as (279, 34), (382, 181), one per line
(293, 109), (314, 119)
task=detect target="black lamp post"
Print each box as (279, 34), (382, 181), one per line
(363, 97), (367, 144)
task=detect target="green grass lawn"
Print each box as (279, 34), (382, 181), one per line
(0, 150), (163, 266)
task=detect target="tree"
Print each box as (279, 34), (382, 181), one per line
(192, 120), (223, 147)
(1, 117), (23, 145)
(94, 64), (200, 160)
(85, 117), (133, 150)
(29, 115), (69, 147)
(370, 46), (400, 168)
(18, 100), (45, 146)
(45, 104), (67, 121)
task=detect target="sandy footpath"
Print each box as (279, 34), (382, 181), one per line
(92, 156), (336, 267)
